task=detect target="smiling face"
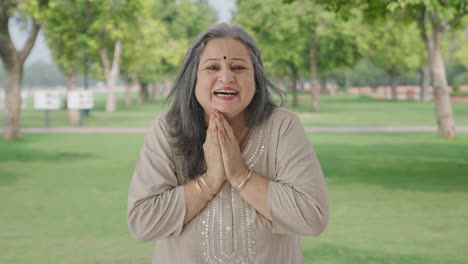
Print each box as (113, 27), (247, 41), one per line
(195, 37), (255, 120)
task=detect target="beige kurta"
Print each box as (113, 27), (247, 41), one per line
(127, 108), (329, 264)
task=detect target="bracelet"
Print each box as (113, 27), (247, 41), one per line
(198, 173), (214, 198)
(235, 170), (252, 192)
(194, 178), (210, 202)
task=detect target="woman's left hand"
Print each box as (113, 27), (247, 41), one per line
(215, 113), (249, 186)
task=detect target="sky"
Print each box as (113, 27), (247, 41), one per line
(9, 0), (235, 66)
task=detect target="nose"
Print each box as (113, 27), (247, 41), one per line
(218, 68), (234, 84)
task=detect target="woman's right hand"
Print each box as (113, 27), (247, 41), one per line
(202, 111), (226, 194)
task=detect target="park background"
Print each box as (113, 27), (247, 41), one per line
(1, 0), (468, 263)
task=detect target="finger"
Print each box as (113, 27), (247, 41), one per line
(217, 116), (229, 145)
(220, 115), (237, 143)
(208, 114), (216, 133)
(206, 113), (217, 144)
(215, 114), (226, 136)
(212, 123), (220, 145)
(218, 138), (231, 175)
(205, 116), (211, 143)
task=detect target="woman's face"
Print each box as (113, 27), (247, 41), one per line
(195, 37), (255, 119)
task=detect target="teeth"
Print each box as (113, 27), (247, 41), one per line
(215, 89), (238, 94)
(217, 93), (236, 97)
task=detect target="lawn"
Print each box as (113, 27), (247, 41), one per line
(1, 133), (467, 264)
(6, 92), (468, 128)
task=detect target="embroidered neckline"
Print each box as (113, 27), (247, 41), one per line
(200, 124), (269, 264)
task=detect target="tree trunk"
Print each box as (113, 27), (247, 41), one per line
(139, 82), (149, 104)
(288, 62), (298, 107)
(329, 79), (338, 96)
(320, 77), (327, 95)
(125, 74), (137, 107)
(430, 28), (456, 139)
(164, 79), (173, 97)
(125, 85), (133, 107)
(389, 71), (400, 101)
(65, 72), (80, 126)
(3, 66), (22, 139)
(0, 15), (40, 140)
(419, 65), (431, 101)
(152, 82), (160, 102)
(417, 7), (433, 102)
(418, 8), (455, 138)
(309, 39), (320, 112)
(344, 69), (351, 92)
(99, 39), (122, 113)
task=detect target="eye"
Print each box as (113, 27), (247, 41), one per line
(232, 65), (247, 71)
(205, 65), (220, 71)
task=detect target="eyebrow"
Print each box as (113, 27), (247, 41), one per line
(202, 57), (248, 64)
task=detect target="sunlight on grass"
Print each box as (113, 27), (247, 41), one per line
(1, 133), (467, 263)
(4, 92), (468, 128)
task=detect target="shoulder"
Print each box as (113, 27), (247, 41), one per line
(150, 112), (170, 133)
(268, 108), (303, 133)
(146, 112), (173, 144)
(270, 108), (300, 122)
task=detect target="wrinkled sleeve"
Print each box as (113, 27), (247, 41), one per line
(267, 113), (329, 236)
(127, 118), (186, 242)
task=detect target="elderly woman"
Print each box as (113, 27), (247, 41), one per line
(127, 23), (328, 264)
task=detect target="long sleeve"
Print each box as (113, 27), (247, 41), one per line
(127, 117), (186, 242)
(267, 111), (329, 236)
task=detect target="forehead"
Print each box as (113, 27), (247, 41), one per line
(200, 37), (251, 62)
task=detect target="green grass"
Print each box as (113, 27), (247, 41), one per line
(5, 92), (468, 128)
(1, 133), (467, 263)
(288, 94), (468, 127)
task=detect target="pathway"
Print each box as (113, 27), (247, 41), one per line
(3, 126), (467, 134)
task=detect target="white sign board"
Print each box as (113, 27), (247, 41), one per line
(34, 90), (62, 110)
(21, 91), (28, 109)
(68, 90), (94, 110)
(1, 90), (29, 111)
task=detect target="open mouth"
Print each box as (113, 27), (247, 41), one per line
(213, 89), (239, 97)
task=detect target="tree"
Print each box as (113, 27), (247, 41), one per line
(452, 27), (468, 69)
(85, 0), (142, 113)
(44, 0), (88, 125)
(237, 0), (366, 110)
(0, 0), (49, 140)
(313, 0), (468, 138)
(366, 19), (422, 100)
(235, 0), (307, 107)
(121, 0), (216, 105)
(382, 0), (468, 139)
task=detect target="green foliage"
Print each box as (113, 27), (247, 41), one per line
(121, 0), (216, 83)
(235, 0), (367, 81)
(347, 59), (388, 87)
(235, 0), (306, 77)
(451, 24), (468, 69)
(44, 0), (87, 75)
(43, 0), (143, 80)
(366, 19), (423, 77)
(387, 0), (468, 23)
(17, 0), (50, 23)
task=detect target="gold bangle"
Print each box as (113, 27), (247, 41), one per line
(236, 170), (252, 192)
(194, 178), (209, 202)
(198, 173), (214, 198)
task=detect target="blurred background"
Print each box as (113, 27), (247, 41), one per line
(1, 0), (467, 263)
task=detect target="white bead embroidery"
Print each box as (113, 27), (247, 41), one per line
(201, 126), (267, 264)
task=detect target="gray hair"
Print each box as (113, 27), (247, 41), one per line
(166, 23), (285, 180)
